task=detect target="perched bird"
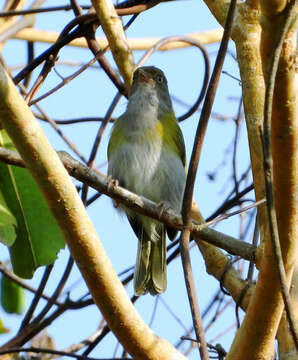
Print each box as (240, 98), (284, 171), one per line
(108, 66), (186, 295)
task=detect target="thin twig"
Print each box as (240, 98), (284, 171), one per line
(204, 198), (265, 228)
(35, 114), (114, 124)
(246, 215), (259, 281)
(0, 346), (129, 360)
(0, 5), (91, 17)
(232, 98), (243, 196)
(206, 183), (254, 221)
(70, 0), (83, 16)
(148, 296), (159, 327)
(28, 55), (99, 106)
(179, 1), (238, 358)
(180, 337), (227, 358)
(61, 327), (106, 356)
(23, 41), (34, 88)
(18, 265), (53, 331)
(0, 262), (58, 303)
(261, 0), (298, 349)
(159, 297), (190, 334)
(30, 257), (74, 326)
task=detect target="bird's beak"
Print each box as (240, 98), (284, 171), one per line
(137, 69), (151, 84)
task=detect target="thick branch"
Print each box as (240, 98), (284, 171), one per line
(226, 2), (298, 359)
(0, 64), (186, 360)
(12, 28), (223, 49)
(0, 146), (256, 262)
(91, 0), (134, 88)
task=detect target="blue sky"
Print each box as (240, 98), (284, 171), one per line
(0, 1), (254, 358)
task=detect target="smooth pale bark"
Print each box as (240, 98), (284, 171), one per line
(12, 28), (224, 49)
(91, 0), (134, 88)
(0, 64), (187, 360)
(204, 1), (297, 359)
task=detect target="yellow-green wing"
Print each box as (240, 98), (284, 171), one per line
(158, 112), (186, 169)
(107, 116), (125, 160)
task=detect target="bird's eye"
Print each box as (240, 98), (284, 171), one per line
(156, 75), (163, 84)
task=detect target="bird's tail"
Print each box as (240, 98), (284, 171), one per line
(134, 227), (167, 296)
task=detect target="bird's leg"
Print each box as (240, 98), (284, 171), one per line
(156, 201), (172, 220)
(106, 175), (119, 207)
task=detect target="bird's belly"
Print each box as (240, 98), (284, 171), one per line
(109, 138), (186, 215)
(110, 139), (163, 198)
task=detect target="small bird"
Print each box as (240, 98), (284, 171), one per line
(108, 66), (186, 295)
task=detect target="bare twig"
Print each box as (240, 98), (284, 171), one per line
(18, 265), (53, 331)
(0, 262), (58, 303)
(28, 55), (99, 106)
(232, 98), (243, 196)
(206, 183), (254, 221)
(0, 346), (128, 360)
(0, 5), (91, 17)
(179, 1), (238, 358)
(246, 215), (259, 281)
(205, 198), (265, 228)
(30, 257), (74, 327)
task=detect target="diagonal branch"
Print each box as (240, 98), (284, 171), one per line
(0, 61), (187, 360)
(179, 0), (237, 358)
(91, 0), (134, 89)
(0, 146), (256, 262)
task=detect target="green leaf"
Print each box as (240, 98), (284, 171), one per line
(0, 130), (65, 278)
(1, 275), (25, 315)
(0, 190), (17, 246)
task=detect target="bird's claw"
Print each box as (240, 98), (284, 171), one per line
(157, 201), (171, 220)
(107, 175), (118, 191)
(107, 176), (120, 208)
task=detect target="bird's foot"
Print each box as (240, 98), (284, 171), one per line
(106, 176), (119, 208)
(107, 175), (118, 190)
(156, 201), (172, 220)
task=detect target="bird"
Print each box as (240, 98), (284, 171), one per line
(107, 66), (186, 295)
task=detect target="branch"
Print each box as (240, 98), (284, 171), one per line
(0, 146), (256, 262)
(179, 0), (237, 357)
(226, 1), (298, 358)
(261, 0), (298, 348)
(12, 27), (223, 49)
(0, 63), (186, 360)
(91, 0), (134, 89)
(0, 346), (125, 360)
(277, 265), (298, 359)
(0, 262), (58, 303)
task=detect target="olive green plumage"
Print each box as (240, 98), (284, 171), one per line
(108, 66), (186, 295)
